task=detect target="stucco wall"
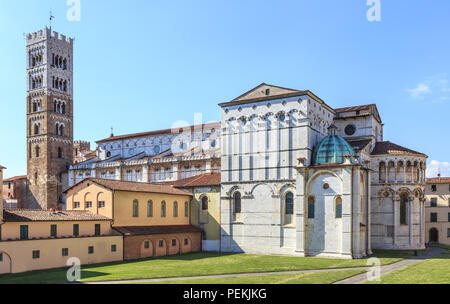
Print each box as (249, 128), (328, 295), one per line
(66, 181), (113, 219)
(425, 182), (450, 244)
(0, 221), (112, 241)
(112, 191), (191, 227)
(123, 232), (201, 260)
(0, 235), (123, 274)
(190, 186), (221, 251)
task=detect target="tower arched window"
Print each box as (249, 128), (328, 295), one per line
(284, 192), (294, 225)
(34, 123), (40, 135)
(173, 201), (178, 217)
(62, 103), (66, 114)
(132, 199), (139, 218)
(35, 146), (40, 158)
(58, 147), (63, 159)
(233, 192), (241, 215)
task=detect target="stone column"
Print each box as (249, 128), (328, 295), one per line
(172, 163), (179, 181)
(393, 195), (400, 246)
(115, 167), (121, 181)
(205, 160), (212, 174)
(409, 197), (413, 246)
(142, 165), (149, 183)
(294, 158), (306, 256)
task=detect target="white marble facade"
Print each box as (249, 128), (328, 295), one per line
(219, 84), (426, 258)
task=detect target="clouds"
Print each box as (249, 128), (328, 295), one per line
(426, 160), (450, 178)
(406, 73), (450, 103)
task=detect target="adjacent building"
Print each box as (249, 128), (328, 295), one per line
(425, 177), (450, 245)
(65, 178), (202, 260)
(2, 176), (28, 209)
(163, 173), (222, 251)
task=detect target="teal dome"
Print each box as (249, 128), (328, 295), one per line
(312, 126), (355, 165)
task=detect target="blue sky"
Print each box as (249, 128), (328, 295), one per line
(0, 0), (449, 178)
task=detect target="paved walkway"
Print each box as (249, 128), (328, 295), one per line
(333, 246), (446, 284)
(81, 247), (445, 285)
(83, 267), (371, 284)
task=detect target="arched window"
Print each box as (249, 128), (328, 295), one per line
(132, 200), (139, 218)
(62, 103), (66, 114)
(185, 201), (189, 217)
(34, 123), (40, 135)
(284, 192), (294, 225)
(400, 193), (408, 225)
(173, 201), (178, 217)
(58, 147), (63, 159)
(308, 196), (315, 219)
(202, 196), (208, 211)
(335, 196), (343, 218)
(233, 192), (241, 215)
(161, 201), (166, 218)
(60, 125), (64, 136)
(35, 146), (40, 158)
(147, 200), (153, 217)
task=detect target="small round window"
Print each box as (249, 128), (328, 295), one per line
(323, 183), (330, 190)
(345, 124), (356, 136)
(106, 151), (111, 158)
(154, 145), (161, 154)
(211, 140), (217, 148)
(279, 114), (286, 122)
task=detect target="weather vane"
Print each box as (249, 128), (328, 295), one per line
(49, 10), (55, 31)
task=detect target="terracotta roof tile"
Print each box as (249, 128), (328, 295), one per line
(347, 139), (373, 151)
(3, 209), (111, 222)
(96, 122), (220, 144)
(161, 173), (221, 188)
(427, 177), (450, 184)
(334, 104), (382, 123)
(371, 141), (427, 157)
(3, 175), (27, 182)
(113, 225), (202, 236)
(65, 178), (192, 197)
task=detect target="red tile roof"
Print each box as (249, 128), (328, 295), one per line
(113, 225), (202, 236)
(427, 177), (450, 184)
(96, 122), (220, 144)
(334, 104), (382, 123)
(218, 83), (335, 113)
(162, 173), (221, 188)
(65, 178), (192, 197)
(371, 141), (427, 157)
(3, 209), (111, 222)
(3, 175), (27, 182)
(347, 139), (373, 151)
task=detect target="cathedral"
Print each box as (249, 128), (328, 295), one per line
(24, 28), (428, 259)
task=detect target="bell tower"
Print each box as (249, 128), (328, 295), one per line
(26, 28), (74, 210)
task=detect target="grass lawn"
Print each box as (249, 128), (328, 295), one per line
(143, 270), (366, 284)
(0, 250), (414, 284)
(368, 253), (450, 284)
